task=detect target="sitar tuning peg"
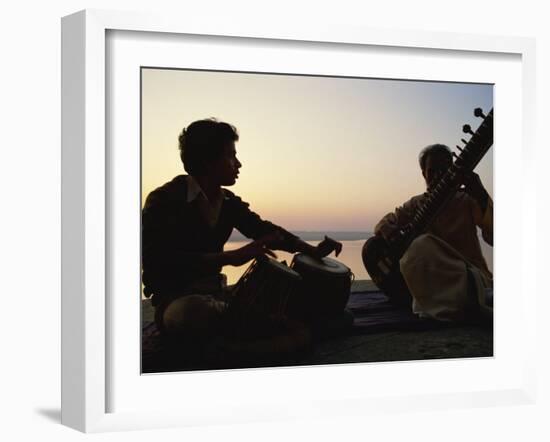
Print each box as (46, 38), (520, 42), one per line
(462, 124), (474, 136)
(461, 138), (468, 145)
(474, 108), (486, 119)
(455, 145), (464, 152)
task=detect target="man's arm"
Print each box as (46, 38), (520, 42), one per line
(462, 172), (493, 246)
(142, 190), (277, 276)
(199, 240), (279, 268)
(260, 230), (342, 258)
(229, 193), (341, 258)
(374, 198), (419, 242)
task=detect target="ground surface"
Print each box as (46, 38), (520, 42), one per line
(141, 281), (493, 372)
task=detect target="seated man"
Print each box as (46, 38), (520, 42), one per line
(373, 144), (493, 322)
(142, 118), (342, 341)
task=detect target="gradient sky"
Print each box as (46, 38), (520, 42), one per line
(141, 68), (493, 232)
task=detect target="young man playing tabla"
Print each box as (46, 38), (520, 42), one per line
(142, 118), (342, 341)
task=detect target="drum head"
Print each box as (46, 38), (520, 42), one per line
(292, 253), (349, 275)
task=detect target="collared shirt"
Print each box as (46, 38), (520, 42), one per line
(186, 175), (224, 227)
(141, 175), (298, 301)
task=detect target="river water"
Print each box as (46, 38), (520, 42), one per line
(141, 236), (493, 298)
(224, 238), (493, 285)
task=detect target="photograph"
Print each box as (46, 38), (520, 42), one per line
(140, 67), (494, 373)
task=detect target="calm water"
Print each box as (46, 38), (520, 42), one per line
(224, 238), (494, 285)
(224, 239), (369, 284)
(141, 237), (493, 298)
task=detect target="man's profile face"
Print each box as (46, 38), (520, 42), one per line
(210, 142), (242, 186)
(422, 152), (452, 191)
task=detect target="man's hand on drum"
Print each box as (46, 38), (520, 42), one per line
(226, 238), (277, 267)
(314, 236), (343, 258)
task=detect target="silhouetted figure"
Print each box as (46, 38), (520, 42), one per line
(371, 144), (493, 322)
(142, 118), (342, 341)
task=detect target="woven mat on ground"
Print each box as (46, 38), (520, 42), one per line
(346, 290), (442, 333)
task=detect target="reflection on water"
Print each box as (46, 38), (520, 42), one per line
(141, 238), (494, 298)
(224, 240), (369, 285)
(224, 238), (494, 285)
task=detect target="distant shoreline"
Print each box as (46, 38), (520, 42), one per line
(229, 231), (373, 242)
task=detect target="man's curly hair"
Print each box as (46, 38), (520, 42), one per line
(178, 118), (239, 176)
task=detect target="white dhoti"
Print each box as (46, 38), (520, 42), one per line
(400, 233), (492, 322)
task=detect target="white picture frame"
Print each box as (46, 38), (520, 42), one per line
(61, 9), (537, 433)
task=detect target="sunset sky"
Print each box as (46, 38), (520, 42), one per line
(141, 68), (493, 233)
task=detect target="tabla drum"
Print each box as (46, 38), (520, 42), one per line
(289, 253), (353, 320)
(224, 256), (302, 338)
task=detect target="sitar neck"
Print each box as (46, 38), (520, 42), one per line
(389, 108), (494, 257)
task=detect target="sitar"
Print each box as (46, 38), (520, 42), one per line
(361, 108), (494, 306)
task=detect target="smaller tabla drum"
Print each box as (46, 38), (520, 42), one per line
(289, 253), (353, 320)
